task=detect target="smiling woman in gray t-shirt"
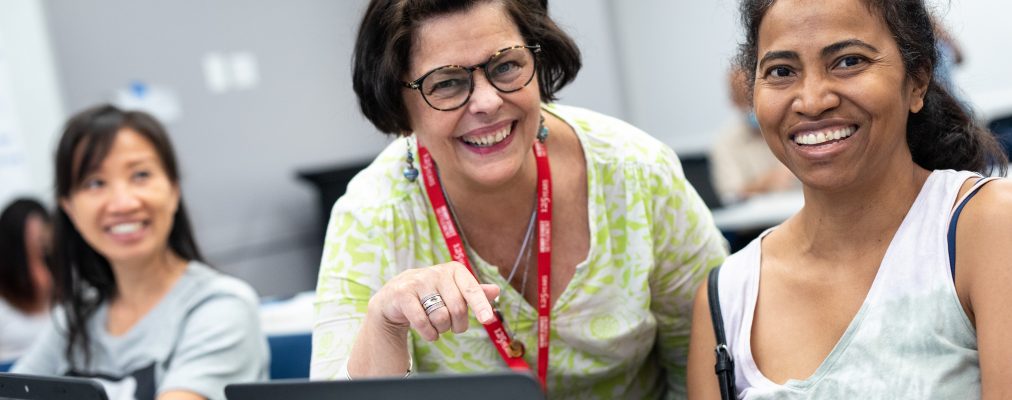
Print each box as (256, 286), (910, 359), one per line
(11, 105), (268, 400)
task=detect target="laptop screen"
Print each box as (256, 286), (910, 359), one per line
(0, 372), (108, 400)
(226, 372), (544, 400)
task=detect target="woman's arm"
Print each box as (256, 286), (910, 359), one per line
(955, 179), (1012, 400)
(158, 391), (205, 400)
(311, 207), (498, 380)
(10, 314), (66, 375)
(345, 262), (498, 378)
(649, 145), (728, 396)
(687, 281), (722, 400)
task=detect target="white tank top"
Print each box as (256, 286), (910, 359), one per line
(718, 169), (982, 399)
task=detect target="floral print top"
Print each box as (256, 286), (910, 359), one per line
(311, 104), (727, 399)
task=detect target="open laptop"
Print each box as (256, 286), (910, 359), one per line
(225, 372), (544, 400)
(0, 372), (108, 400)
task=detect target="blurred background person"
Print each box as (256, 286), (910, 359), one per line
(932, 16), (965, 99)
(0, 198), (53, 363)
(12, 105), (268, 400)
(710, 67), (798, 205)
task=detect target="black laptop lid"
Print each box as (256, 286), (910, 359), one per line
(225, 372), (544, 400)
(0, 372), (108, 400)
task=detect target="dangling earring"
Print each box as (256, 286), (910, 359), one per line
(403, 137), (419, 182)
(536, 115), (549, 143)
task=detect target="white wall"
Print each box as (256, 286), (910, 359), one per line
(0, 0), (64, 208)
(550, 0), (626, 120)
(610, 0), (742, 154)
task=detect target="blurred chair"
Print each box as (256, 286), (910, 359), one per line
(260, 291), (315, 380)
(988, 114), (1012, 160)
(267, 333), (312, 380)
(0, 360), (13, 373)
(296, 160), (372, 246)
(678, 153), (723, 210)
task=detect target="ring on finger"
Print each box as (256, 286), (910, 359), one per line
(420, 293), (446, 315)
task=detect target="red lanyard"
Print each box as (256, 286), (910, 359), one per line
(417, 141), (552, 389)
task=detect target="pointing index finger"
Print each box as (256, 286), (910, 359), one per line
(450, 262), (496, 324)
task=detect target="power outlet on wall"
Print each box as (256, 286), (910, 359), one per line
(202, 51), (260, 94)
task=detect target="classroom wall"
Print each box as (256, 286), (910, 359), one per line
(610, 0), (742, 154)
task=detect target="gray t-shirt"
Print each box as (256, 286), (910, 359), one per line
(12, 261), (269, 400)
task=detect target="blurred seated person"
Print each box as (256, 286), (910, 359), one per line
(12, 105), (268, 400)
(0, 198), (53, 362)
(710, 67), (798, 205)
(931, 16), (964, 98)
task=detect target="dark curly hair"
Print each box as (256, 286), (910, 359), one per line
(735, 0), (1007, 175)
(352, 0), (581, 135)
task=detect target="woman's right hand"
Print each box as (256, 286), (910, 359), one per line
(366, 261), (500, 342)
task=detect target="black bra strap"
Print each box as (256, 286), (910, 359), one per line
(947, 177), (998, 281)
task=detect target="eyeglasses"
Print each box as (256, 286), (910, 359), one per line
(403, 44), (541, 111)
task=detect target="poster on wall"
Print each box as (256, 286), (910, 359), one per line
(0, 32), (31, 208)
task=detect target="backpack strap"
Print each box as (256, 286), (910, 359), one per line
(947, 177), (999, 281)
(707, 266), (736, 400)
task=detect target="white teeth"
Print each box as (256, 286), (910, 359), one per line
(109, 222), (142, 234)
(462, 125), (511, 147)
(794, 126), (856, 146)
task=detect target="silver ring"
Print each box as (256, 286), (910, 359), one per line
(420, 293), (445, 315)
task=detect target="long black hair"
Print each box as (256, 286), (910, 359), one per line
(0, 198), (50, 313)
(735, 0), (1007, 175)
(53, 104), (204, 368)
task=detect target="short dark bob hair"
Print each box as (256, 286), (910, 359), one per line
(53, 104), (204, 368)
(735, 0), (1007, 175)
(353, 0), (582, 135)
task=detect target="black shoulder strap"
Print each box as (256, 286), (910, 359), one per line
(707, 266), (736, 400)
(947, 176), (999, 281)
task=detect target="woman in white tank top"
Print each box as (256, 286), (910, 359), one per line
(686, 0), (1012, 399)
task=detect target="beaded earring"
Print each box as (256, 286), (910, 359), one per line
(537, 115), (549, 143)
(403, 138), (419, 182)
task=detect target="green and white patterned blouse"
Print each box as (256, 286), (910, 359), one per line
(311, 104), (727, 399)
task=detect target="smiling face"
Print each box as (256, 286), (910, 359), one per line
(403, 1), (542, 192)
(753, 0), (928, 191)
(60, 129), (180, 267)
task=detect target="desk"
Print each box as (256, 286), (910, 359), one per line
(711, 190), (804, 232)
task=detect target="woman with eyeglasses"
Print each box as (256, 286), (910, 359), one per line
(310, 0), (726, 398)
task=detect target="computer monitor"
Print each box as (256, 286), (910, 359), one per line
(0, 372), (108, 400)
(225, 372), (544, 400)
